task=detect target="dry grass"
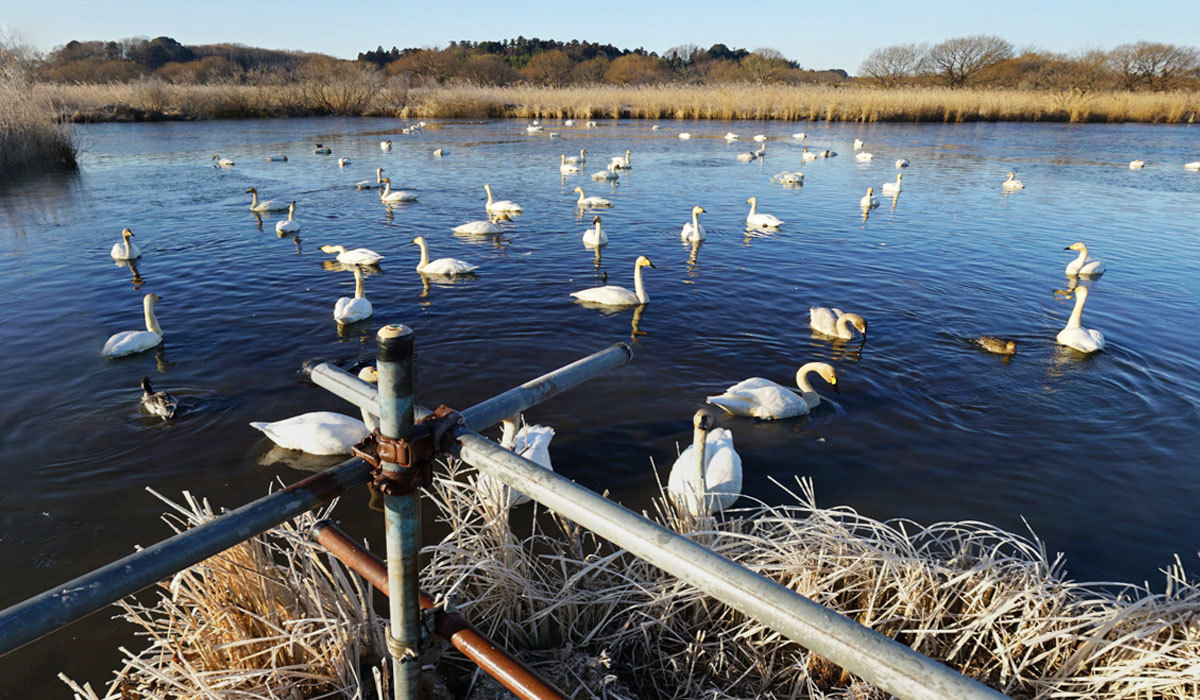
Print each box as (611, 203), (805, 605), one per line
(36, 81), (1200, 124)
(0, 61), (76, 173)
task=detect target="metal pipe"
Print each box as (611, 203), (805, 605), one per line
(451, 431), (1008, 700)
(0, 458), (372, 656)
(375, 324), (422, 700)
(303, 360), (430, 422)
(312, 521), (567, 700)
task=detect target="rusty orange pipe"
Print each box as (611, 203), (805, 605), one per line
(312, 521), (566, 700)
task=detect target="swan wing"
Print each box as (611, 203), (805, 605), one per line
(334, 297), (374, 323)
(515, 425), (555, 470)
(707, 378), (807, 420)
(809, 307), (838, 335)
(103, 330), (162, 357)
(423, 258), (479, 275)
(342, 249), (384, 265)
(570, 285), (638, 306)
(249, 412), (367, 455)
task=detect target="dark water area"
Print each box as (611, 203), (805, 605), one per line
(1, 116), (1198, 694)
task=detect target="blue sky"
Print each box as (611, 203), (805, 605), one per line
(4, 0), (1198, 72)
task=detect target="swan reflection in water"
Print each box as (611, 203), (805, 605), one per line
(685, 239), (702, 277)
(153, 344), (174, 373)
(114, 258), (145, 288)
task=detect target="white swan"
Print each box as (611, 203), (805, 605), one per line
(680, 205), (706, 241)
(110, 228), (142, 260)
(356, 168), (385, 190)
(610, 149), (632, 169)
(380, 178), (419, 203)
(881, 173), (903, 195)
(433, 148), (445, 157)
(855, 152), (874, 161)
(1002, 172), (1025, 190)
(753, 134), (767, 142)
(412, 236), (478, 275)
(266, 153), (288, 162)
(724, 132), (740, 141)
(775, 171), (804, 185)
(452, 219), (503, 235)
(574, 186), (612, 208)
(1064, 242), (1105, 277)
(477, 416), (555, 508)
(652, 124), (661, 130)
(250, 411), (368, 455)
(484, 184), (523, 213)
(333, 265), (373, 324)
(745, 197), (783, 229)
(895, 158), (909, 168)
(678, 132), (692, 140)
(667, 410), (742, 515)
(1185, 161), (1200, 171)
(313, 143), (331, 155)
(586, 120), (597, 128)
(570, 255), (654, 306)
(564, 119), (575, 126)
(559, 154), (580, 174)
(275, 202), (301, 234)
(707, 362), (839, 420)
(853, 138), (864, 151)
(140, 376), (178, 420)
(800, 147), (818, 162)
(582, 215), (607, 246)
(320, 244), (383, 266)
(526, 123), (543, 133)
(211, 155), (234, 167)
(736, 149), (757, 162)
(1056, 286), (1105, 354)
(380, 140), (392, 151)
(246, 187), (290, 212)
(1129, 159), (1146, 169)
(792, 132), (806, 140)
(859, 187), (879, 209)
(103, 293), (163, 357)
(338, 157), (350, 167)
(591, 169), (619, 181)
(809, 307), (868, 340)
(564, 149), (587, 164)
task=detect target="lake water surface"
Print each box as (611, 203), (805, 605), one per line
(2, 117), (1199, 693)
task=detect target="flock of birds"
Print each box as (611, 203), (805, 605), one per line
(101, 118), (1181, 514)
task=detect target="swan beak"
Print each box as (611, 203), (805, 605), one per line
(1063, 246), (1072, 250)
(832, 382), (841, 395)
(647, 261), (656, 268)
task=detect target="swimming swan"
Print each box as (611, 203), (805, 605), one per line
(380, 140), (392, 151)
(246, 187), (290, 212)
(574, 186), (612, 208)
(792, 132), (806, 140)
(211, 155), (234, 167)
(477, 416), (555, 508)
(275, 202), (301, 234)
(678, 132), (692, 139)
(320, 244), (383, 266)
(453, 219), (503, 235)
(334, 265), (373, 324)
(1002, 172), (1025, 190)
(800, 147), (818, 162)
(667, 409), (742, 515)
(853, 138), (864, 151)
(680, 205), (706, 241)
(110, 228), (142, 260)
(338, 157), (350, 167)
(745, 197), (783, 228)
(706, 362), (840, 420)
(380, 178), (419, 203)
(855, 152), (874, 161)
(140, 376), (178, 420)
(412, 235), (478, 275)
(775, 171), (804, 185)
(564, 149), (587, 164)
(881, 173), (903, 195)
(859, 187), (879, 209)
(809, 307), (868, 340)
(484, 184), (523, 213)
(610, 149), (632, 169)
(1129, 159), (1145, 169)
(591, 169), (619, 181)
(582, 215), (607, 246)
(250, 411), (368, 455)
(560, 154), (580, 173)
(357, 168), (385, 190)
(724, 132), (740, 141)
(1185, 161), (1200, 171)
(1064, 242), (1105, 277)
(1056, 286), (1105, 354)
(895, 158), (909, 168)
(103, 293), (164, 357)
(570, 255), (654, 306)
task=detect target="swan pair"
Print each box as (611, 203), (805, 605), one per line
(707, 362), (840, 420)
(412, 236), (478, 275)
(110, 228), (141, 260)
(380, 178), (418, 203)
(103, 293), (164, 357)
(745, 197), (782, 228)
(574, 186), (612, 208)
(321, 244), (383, 266)
(334, 265), (373, 324)
(250, 366), (379, 455)
(809, 307), (868, 340)
(571, 256), (654, 306)
(1064, 242), (1105, 277)
(476, 415), (555, 508)
(247, 187), (290, 212)
(1056, 286), (1105, 354)
(484, 184), (522, 213)
(357, 168), (385, 190)
(667, 409), (742, 515)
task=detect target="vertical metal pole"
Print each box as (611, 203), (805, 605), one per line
(376, 324), (421, 700)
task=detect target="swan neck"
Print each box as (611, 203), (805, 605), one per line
(287, 204), (295, 221)
(144, 298), (162, 335)
(1067, 292), (1087, 327)
(691, 423), (708, 494)
(835, 314), (854, 338)
(1073, 248), (1088, 268)
(748, 199), (757, 216)
(250, 191), (259, 208)
(123, 238), (132, 257)
(796, 365), (817, 394)
(500, 419), (517, 448)
(416, 240), (429, 270)
(691, 209), (700, 228)
(380, 181), (390, 197)
(485, 185), (493, 206)
(633, 262), (648, 303)
(354, 267), (365, 299)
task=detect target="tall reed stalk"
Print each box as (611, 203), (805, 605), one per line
(0, 58), (77, 174)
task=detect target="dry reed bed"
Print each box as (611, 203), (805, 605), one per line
(36, 81), (1200, 124)
(0, 63), (76, 172)
(61, 469), (1200, 699)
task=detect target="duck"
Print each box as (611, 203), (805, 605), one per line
(853, 138), (864, 151)
(610, 149), (632, 169)
(211, 155), (234, 167)
(881, 173), (903, 195)
(792, 132), (806, 140)
(275, 202), (301, 234)
(266, 153), (288, 162)
(570, 255), (655, 306)
(1056, 286), (1105, 354)
(102, 293), (164, 357)
(246, 187), (290, 212)
(380, 178), (419, 203)
(1128, 159), (1146, 169)
(591, 169), (619, 181)
(895, 158), (909, 168)
(855, 152), (874, 161)
(859, 187), (879, 209)
(477, 415), (555, 508)
(338, 157), (351, 167)
(819, 149), (837, 158)
(412, 236), (478, 275)
(977, 336), (1016, 355)
(574, 186), (612, 208)
(776, 171), (804, 185)
(800, 147), (818, 162)
(433, 148), (445, 157)
(680, 205), (706, 242)
(1063, 242), (1105, 277)
(250, 412), (368, 455)
(707, 362), (839, 420)
(313, 143), (331, 155)
(582, 216), (607, 246)
(483, 184), (523, 213)
(549, 132), (561, 139)
(678, 132), (692, 140)
(380, 140), (392, 151)
(1185, 161), (1200, 171)
(140, 376), (178, 420)
(745, 197), (783, 229)
(320, 244), (383, 266)
(564, 149), (587, 164)
(110, 228), (142, 260)
(752, 134), (768, 142)
(333, 265), (373, 324)
(356, 167), (385, 190)
(452, 219), (503, 235)
(809, 307), (868, 340)
(667, 409), (742, 515)
(724, 132), (740, 141)
(1002, 172), (1025, 190)
(559, 154), (580, 174)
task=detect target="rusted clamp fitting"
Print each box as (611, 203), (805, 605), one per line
(386, 629), (421, 663)
(351, 405), (463, 496)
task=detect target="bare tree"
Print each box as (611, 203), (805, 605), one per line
(1108, 41), (1199, 90)
(926, 35), (1014, 87)
(664, 44), (700, 63)
(859, 43), (927, 87)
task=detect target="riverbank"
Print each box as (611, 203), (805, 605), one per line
(38, 82), (1200, 124)
(0, 64), (76, 174)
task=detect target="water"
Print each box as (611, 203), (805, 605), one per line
(2, 117), (1199, 693)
